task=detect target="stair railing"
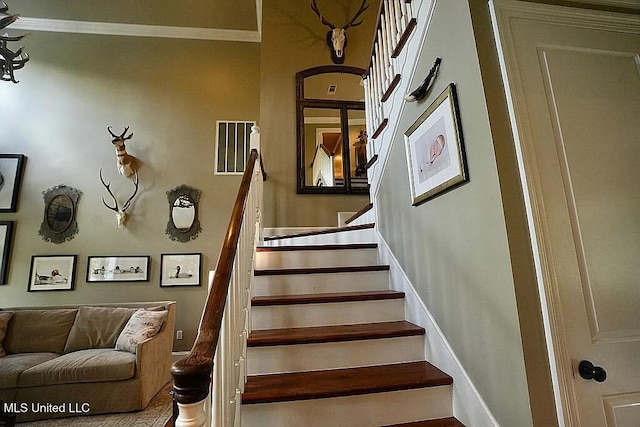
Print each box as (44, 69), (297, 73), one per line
(363, 0), (417, 140)
(171, 126), (265, 427)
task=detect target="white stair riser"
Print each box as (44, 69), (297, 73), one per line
(247, 336), (425, 375)
(241, 386), (453, 427)
(262, 228), (376, 247)
(252, 299), (405, 330)
(255, 248), (379, 270)
(252, 270), (390, 297)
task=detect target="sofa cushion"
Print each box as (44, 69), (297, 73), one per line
(0, 352), (59, 389)
(4, 309), (78, 354)
(63, 306), (137, 353)
(18, 348), (136, 387)
(115, 308), (167, 354)
(0, 312), (12, 357)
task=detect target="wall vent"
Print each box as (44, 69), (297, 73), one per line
(215, 120), (256, 175)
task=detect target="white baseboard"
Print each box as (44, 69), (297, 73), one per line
(376, 232), (499, 427)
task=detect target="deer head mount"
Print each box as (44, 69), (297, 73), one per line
(99, 168), (139, 228)
(310, 0), (369, 64)
(1, 1), (29, 83)
(108, 126), (137, 177)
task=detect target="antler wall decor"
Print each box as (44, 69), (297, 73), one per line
(310, 0), (369, 64)
(1, 1), (29, 83)
(99, 168), (139, 228)
(107, 126), (137, 177)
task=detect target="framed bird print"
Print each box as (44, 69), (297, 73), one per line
(160, 253), (201, 287)
(28, 255), (77, 292)
(86, 255), (150, 283)
(404, 83), (468, 206)
(0, 154), (26, 213)
(0, 221), (14, 285)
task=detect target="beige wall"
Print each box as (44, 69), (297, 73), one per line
(260, 0), (377, 227)
(375, 1), (536, 425)
(0, 32), (260, 352)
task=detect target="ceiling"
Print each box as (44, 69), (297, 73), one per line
(9, 0), (260, 32)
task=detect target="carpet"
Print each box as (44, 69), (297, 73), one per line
(18, 383), (174, 427)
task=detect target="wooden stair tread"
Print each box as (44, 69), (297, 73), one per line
(263, 223), (375, 241)
(383, 417), (466, 427)
(254, 264), (390, 276)
(248, 321), (424, 346)
(256, 243), (377, 252)
(242, 361), (452, 404)
(252, 290), (404, 306)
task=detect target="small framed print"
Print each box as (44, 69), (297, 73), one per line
(0, 154), (26, 213)
(28, 255), (76, 292)
(404, 83), (469, 206)
(160, 253), (201, 287)
(86, 256), (150, 283)
(0, 221), (14, 285)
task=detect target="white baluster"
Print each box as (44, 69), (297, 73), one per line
(374, 41), (383, 100)
(363, 76), (373, 137)
(370, 58), (380, 128)
(403, 0), (413, 27)
(387, 0), (399, 51)
(395, 0), (405, 36)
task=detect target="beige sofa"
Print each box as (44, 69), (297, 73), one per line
(0, 301), (176, 422)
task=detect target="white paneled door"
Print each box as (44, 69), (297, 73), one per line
(492, 2), (640, 426)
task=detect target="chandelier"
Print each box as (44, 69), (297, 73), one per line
(1, 1), (29, 83)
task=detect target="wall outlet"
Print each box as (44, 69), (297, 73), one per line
(176, 330), (183, 340)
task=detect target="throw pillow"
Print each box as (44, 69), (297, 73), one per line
(115, 308), (167, 354)
(63, 306), (138, 353)
(0, 312), (13, 357)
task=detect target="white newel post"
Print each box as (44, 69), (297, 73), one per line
(250, 125), (260, 152)
(174, 124), (262, 427)
(175, 399), (208, 427)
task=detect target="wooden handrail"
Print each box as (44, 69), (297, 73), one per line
(171, 149), (261, 406)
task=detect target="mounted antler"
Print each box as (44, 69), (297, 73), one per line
(310, 0), (368, 64)
(1, 1), (29, 83)
(108, 126), (137, 177)
(99, 168), (139, 228)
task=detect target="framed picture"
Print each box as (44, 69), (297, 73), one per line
(0, 221), (14, 285)
(86, 255), (150, 283)
(404, 83), (468, 206)
(0, 154), (26, 213)
(28, 255), (76, 292)
(160, 253), (201, 287)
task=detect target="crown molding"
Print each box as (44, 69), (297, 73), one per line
(11, 17), (261, 42)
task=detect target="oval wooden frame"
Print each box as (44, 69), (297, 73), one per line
(38, 185), (82, 244)
(165, 184), (202, 243)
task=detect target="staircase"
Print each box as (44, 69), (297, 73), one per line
(241, 224), (465, 426)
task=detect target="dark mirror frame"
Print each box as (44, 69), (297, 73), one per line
(166, 184), (202, 243)
(296, 65), (369, 195)
(39, 185), (82, 244)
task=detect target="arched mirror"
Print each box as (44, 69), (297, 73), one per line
(166, 185), (202, 243)
(296, 66), (369, 194)
(39, 185), (82, 244)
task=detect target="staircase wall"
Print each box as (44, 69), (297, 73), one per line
(258, 0), (376, 228)
(366, 0), (547, 425)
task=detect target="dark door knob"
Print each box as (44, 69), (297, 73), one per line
(578, 360), (607, 382)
